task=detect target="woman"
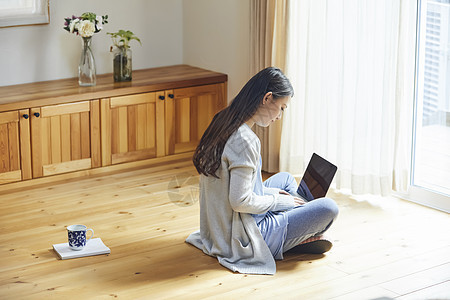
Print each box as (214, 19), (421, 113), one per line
(186, 67), (338, 275)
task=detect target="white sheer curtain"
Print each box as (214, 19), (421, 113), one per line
(280, 0), (417, 196)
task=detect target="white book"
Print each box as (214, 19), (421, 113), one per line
(53, 238), (110, 260)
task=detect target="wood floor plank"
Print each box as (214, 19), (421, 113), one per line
(329, 286), (399, 300)
(1, 161), (449, 299)
(274, 246), (450, 300)
(380, 262), (450, 295)
(396, 280), (450, 300)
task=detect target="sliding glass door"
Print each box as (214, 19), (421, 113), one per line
(410, 0), (450, 212)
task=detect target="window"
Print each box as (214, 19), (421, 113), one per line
(0, 0), (49, 28)
(409, 0), (450, 212)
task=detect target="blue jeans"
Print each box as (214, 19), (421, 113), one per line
(263, 172), (339, 252)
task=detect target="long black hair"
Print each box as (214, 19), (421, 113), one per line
(193, 67), (293, 178)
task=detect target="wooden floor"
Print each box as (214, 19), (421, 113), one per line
(1, 160), (449, 300)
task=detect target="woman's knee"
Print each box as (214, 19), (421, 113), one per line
(264, 172), (297, 192)
(277, 172), (295, 182)
(266, 172), (295, 183)
(276, 172), (297, 187)
(315, 197), (339, 220)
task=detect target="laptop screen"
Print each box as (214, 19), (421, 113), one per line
(297, 153), (337, 201)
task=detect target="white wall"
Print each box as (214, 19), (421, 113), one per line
(0, 0), (251, 101)
(182, 0), (251, 102)
(0, 0), (183, 86)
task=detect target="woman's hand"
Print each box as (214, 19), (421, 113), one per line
(279, 190), (306, 206)
(293, 197), (306, 206)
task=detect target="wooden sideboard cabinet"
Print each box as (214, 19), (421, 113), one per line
(100, 92), (165, 166)
(0, 65), (227, 185)
(29, 101), (101, 178)
(165, 83), (226, 155)
(0, 109), (32, 183)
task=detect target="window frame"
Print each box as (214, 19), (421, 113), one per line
(0, 0), (49, 28)
(402, 0), (450, 213)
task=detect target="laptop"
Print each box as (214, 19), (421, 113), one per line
(296, 153), (338, 202)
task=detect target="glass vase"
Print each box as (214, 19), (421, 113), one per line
(78, 36), (96, 86)
(113, 47), (132, 82)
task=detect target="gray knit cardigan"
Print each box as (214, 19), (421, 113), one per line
(186, 124), (295, 275)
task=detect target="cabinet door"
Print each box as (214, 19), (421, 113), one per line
(0, 110), (32, 184)
(100, 92), (165, 166)
(165, 83), (226, 155)
(30, 101), (101, 178)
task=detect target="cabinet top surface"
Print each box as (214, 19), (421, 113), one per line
(0, 65), (227, 112)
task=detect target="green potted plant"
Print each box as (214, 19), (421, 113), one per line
(107, 30), (141, 82)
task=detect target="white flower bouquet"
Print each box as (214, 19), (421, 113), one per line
(63, 12), (108, 37)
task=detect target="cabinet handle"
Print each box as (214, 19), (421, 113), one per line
(34, 112), (40, 118)
(168, 94), (174, 99)
(23, 114), (29, 119)
(159, 95), (165, 100)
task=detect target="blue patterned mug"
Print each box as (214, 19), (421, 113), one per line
(67, 225), (94, 251)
